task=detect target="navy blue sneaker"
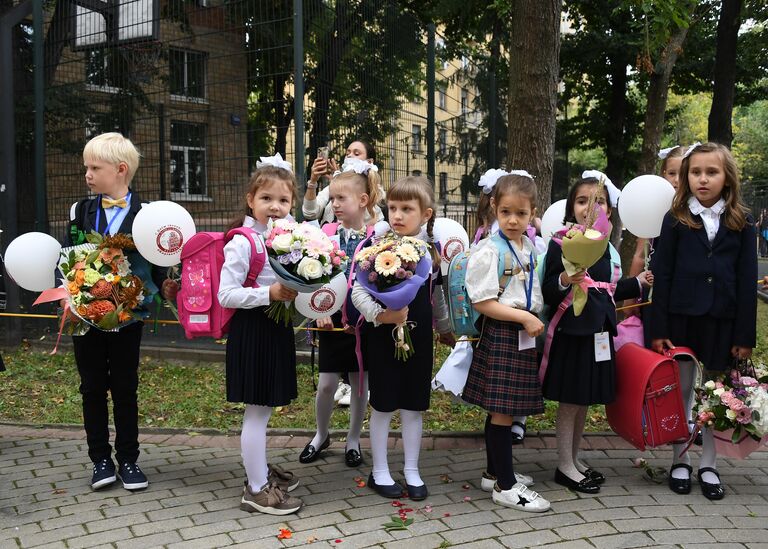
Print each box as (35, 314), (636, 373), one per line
(91, 458), (117, 490)
(117, 462), (148, 491)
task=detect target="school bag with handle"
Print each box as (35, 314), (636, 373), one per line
(177, 227), (266, 339)
(605, 343), (693, 451)
(446, 234), (518, 337)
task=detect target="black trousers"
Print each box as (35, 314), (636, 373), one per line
(72, 322), (143, 464)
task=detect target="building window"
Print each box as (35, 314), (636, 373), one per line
(439, 172), (448, 200)
(85, 112), (127, 139)
(460, 88), (468, 114)
(411, 124), (422, 153)
(437, 84), (447, 110)
(170, 49), (207, 100)
(439, 128), (447, 156)
(85, 49), (119, 92)
(171, 122), (207, 198)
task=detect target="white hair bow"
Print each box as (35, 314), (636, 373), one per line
(658, 146), (679, 160)
(682, 142), (702, 159)
(508, 169), (534, 180)
(582, 169), (621, 207)
(256, 152), (293, 172)
(341, 157), (378, 175)
(478, 169), (509, 194)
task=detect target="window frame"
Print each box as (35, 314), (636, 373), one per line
(170, 121), (210, 201)
(169, 48), (208, 103)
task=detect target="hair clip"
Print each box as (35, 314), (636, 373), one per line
(658, 146), (679, 160)
(478, 168), (509, 194)
(682, 142), (702, 159)
(256, 152), (293, 172)
(582, 169), (621, 207)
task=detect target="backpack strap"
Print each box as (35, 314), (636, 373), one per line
(608, 243), (622, 284)
(341, 234), (374, 326)
(489, 234), (515, 297)
(226, 227), (266, 287)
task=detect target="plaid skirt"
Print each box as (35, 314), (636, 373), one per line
(462, 318), (544, 416)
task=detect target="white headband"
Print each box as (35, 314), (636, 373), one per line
(658, 146), (680, 160)
(508, 169), (534, 180)
(256, 152), (293, 172)
(341, 157), (379, 176)
(682, 142), (702, 159)
(582, 169), (621, 207)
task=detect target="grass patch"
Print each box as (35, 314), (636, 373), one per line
(2, 301), (766, 433)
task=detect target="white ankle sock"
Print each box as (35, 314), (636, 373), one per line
(347, 373), (368, 451)
(401, 409), (424, 487)
(310, 373), (338, 449)
(511, 415), (527, 438)
(699, 427), (719, 484)
(241, 404), (272, 491)
(370, 409), (395, 486)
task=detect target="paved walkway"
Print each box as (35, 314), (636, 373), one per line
(1, 424), (767, 549)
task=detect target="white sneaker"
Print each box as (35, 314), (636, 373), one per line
(492, 482), (550, 512)
(337, 383), (352, 406)
(481, 471), (534, 491)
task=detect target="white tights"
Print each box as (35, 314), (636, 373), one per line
(556, 403), (588, 481)
(370, 409), (424, 487)
(241, 404), (272, 492)
(310, 372), (369, 450)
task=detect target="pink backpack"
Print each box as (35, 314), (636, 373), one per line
(177, 227), (266, 339)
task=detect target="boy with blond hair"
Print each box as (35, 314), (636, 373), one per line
(65, 132), (161, 491)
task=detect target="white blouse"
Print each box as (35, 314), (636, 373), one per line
(465, 235), (544, 313)
(217, 216), (276, 309)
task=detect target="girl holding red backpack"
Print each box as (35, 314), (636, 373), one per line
(217, 157), (303, 516)
(300, 160), (381, 468)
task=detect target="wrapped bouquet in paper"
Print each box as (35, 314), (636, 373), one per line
(354, 234), (432, 360)
(264, 219), (348, 325)
(552, 180), (612, 316)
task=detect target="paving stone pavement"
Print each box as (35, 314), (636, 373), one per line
(1, 424), (767, 549)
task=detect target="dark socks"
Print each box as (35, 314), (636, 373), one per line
(487, 423), (515, 490)
(484, 415), (495, 476)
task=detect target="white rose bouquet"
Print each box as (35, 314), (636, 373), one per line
(263, 219), (348, 325)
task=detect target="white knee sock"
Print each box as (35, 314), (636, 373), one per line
(511, 415), (527, 438)
(347, 372), (368, 451)
(699, 427), (719, 484)
(556, 403), (584, 481)
(571, 406), (589, 473)
(401, 409), (424, 487)
(241, 404), (272, 491)
(311, 373), (339, 449)
(369, 408), (394, 485)
(671, 360), (697, 478)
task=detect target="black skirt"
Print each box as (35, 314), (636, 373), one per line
(462, 319), (544, 416)
(225, 306), (297, 406)
(542, 329), (616, 406)
(667, 313), (734, 372)
(318, 310), (364, 373)
(361, 281), (433, 412)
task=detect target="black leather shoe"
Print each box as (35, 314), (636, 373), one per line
(345, 447), (363, 468)
(668, 463), (692, 494)
(511, 421), (526, 445)
(697, 467), (724, 500)
(367, 473), (404, 499)
(299, 434), (330, 464)
(583, 468), (605, 485)
(693, 431), (703, 446)
(406, 483), (428, 501)
(554, 468), (600, 494)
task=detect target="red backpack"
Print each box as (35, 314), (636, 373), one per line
(606, 343), (693, 451)
(177, 227), (266, 339)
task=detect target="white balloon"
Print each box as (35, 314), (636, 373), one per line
(540, 199), (567, 244)
(131, 201), (196, 266)
(432, 218), (470, 275)
(3, 232), (62, 291)
(295, 274), (348, 320)
(618, 175), (675, 238)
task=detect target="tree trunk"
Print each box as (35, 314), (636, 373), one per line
(708, 0), (742, 147)
(604, 50), (630, 188)
(506, 0), (562, 211)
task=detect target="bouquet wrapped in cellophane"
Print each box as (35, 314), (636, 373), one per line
(354, 233), (432, 360)
(552, 178), (612, 316)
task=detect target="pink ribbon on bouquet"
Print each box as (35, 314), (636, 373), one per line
(33, 287), (71, 355)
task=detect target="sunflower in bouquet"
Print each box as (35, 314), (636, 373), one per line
(59, 232), (145, 332)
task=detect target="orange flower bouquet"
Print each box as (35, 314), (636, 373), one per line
(58, 232), (145, 332)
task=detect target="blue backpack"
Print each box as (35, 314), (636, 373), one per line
(446, 234), (518, 337)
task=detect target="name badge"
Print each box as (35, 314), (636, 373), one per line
(594, 331), (611, 362)
(519, 330), (536, 351)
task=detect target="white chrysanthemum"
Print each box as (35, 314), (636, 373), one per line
(396, 242), (421, 263)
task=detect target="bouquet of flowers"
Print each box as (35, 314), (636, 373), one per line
(693, 362), (768, 459)
(354, 234), (432, 360)
(552, 178), (612, 316)
(58, 232), (146, 332)
(264, 219), (348, 325)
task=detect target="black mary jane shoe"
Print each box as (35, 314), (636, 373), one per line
(697, 467), (725, 500)
(668, 463), (692, 495)
(582, 468), (605, 485)
(406, 483), (428, 501)
(554, 468), (600, 494)
(299, 434), (330, 464)
(345, 447), (363, 468)
(367, 473), (404, 499)
(511, 421), (527, 445)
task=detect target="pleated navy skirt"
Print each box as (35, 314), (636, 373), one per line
(225, 306), (297, 407)
(318, 310), (363, 373)
(667, 313), (734, 373)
